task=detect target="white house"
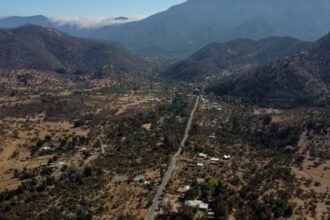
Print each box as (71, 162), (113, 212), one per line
(210, 157), (220, 163)
(185, 200), (209, 210)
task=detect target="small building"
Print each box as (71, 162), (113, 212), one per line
(197, 163), (204, 167)
(177, 185), (191, 193)
(199, 203), (209, 210)
(210, 157), (220, 163)
(134, 175), (145, 183)
(208, 212), (215, 219)
(223, 154), (231, 160)
(198, 153), (208, 159)
(48, 163), (57, 168)
(144, 180), (151, 185)
(57, 161), (67, 168)
(196, 178), (205, 184)
(285, 145), (294, 152)
(39, 142), (52, 152)
(185, 200), (209, 210)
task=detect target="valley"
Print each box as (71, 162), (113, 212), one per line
(0, 0), (330, 219)
(1, 65), (330, 219)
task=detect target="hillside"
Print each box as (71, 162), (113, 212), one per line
(88, 0), (330, 57)
(163, 37), (310, 81)
(0, 25), (147, 73)
(208, 33), (330, 106)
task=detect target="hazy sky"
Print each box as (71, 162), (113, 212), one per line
(0, 0), (187, 18)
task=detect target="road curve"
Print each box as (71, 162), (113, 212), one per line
(146, 96), (200, 220)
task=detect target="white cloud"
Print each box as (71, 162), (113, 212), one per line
(50, 16), (145, 29)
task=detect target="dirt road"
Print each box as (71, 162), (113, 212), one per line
(146, 96), (200, 220)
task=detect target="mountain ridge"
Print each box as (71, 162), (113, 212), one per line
(208, 32), (330, 106)
(0, 25), (147, 73)
(87, 0), (330, 57)
(163, 36), (311, 81)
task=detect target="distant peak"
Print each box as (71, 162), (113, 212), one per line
(114, 17), (129, 21)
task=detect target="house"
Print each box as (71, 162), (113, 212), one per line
(198, 153), (208, 159)
(197, 163), (204, 167)
(210, 157), (220, 163)
(223, 154), (231, 160)
(185, 200), (209, 210)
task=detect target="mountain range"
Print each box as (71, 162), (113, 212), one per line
(88, 0), (330, 58)
(0, 25), (146, 73)
(163, 37), (310, 81)
(208, 32), (330, 106)
(1, 0), (329, 58)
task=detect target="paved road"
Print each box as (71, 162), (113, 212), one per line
(146, 96), (200, 220)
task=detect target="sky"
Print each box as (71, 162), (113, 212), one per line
(0, 0), (187, 18)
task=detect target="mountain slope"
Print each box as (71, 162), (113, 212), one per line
(163, 37), (310, 81)
(0, 25), (146, 73)
(88, 0), (330, 58)
(208, 33), (330, 106)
